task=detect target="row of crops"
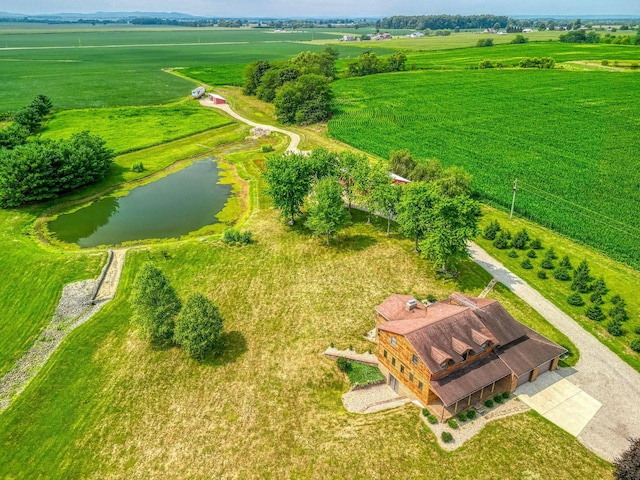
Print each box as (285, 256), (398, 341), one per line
(328, 68), (640, 268)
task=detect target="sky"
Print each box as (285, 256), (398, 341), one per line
(1, 0), (639, 18)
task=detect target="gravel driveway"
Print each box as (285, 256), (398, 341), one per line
(469, 241), (640, 461)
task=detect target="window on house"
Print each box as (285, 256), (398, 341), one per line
(441, 361), (448, 371)
(462, 351), (469, 362)
(418, 381), (423, 391)
(390, 337), (397, 347)
(392, 357), (396, 367)
(409, 373), (414, 382)
(400, 365), (405, 374)
(412, 354), (419, 366)
(383, 350), (388, 359)
(481, 343), (488, 352)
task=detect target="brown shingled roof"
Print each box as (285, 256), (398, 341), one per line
(498, 327), (567, 376)
(430, 353), (512, 406)
(375, 294), (428, 322)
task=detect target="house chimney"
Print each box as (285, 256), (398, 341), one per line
(406, 298), (418, 312)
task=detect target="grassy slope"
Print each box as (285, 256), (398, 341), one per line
(329, 68), (640, 268)
(476, 206), (640, 372)
(40, 101), (233, 154)
(0, 154), (594, 478)
(0, 208), (103, 377)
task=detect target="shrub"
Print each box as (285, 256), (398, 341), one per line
(589, 292), (603, 304)
(508, 249), (518, 258)
(610, 302), (629, 322)
(426, 293), (438, 303)
(559, 255), (572, 269)
(568, 293), (585, 306)
(427, 414), (439, 424)
(447, 418), (459, 429)
(636, 327), (640, 335)
(537, 270), (548, 279)
(519, 57), (555, 69)
(493, 394), (504, 404)
(337, 357), (350, 372)
(512, 229), (529, 249)
(631, 339), (640, 353)
(457, 412), (468, 422)
(613, 436), (640, 480)
(546, 247), (558, 260)
(222, 228), (252, 246)
(541, 258), (554, 270)
(521, 259), (533, 269)
(591, 277), (608, 296)
(527, 250), (537, 258)
(502, 391), (510, 399)
(483, 220), (501, 240)
(611, 294), (623, 305)
(131, 162), (144, 173)
(466, 409), (477, 420)
(484, 399), (494, 408)
(261, 144), (275, 153)
(553, 266), (571, 280)
(510, 34), (528, 44)
(477, 38), (494, 47)
(530, 238), (542, 249)
(441, 431), (454, 443)
(478, 60), (494, 69)
(608, 320), (624, 337)
(493, 230), (510, 249)
(586, 305), (605, 321)
(601, 59), (609, 66)
(422, 408), (430, 417)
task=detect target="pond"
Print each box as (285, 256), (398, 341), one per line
(48, 159), (232, 247)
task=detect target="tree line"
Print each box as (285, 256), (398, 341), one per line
(376, 15), (511, 30)
(243, 49), (407, 125)
(262, 148), (480, 273)
(0, 96), (114, 207)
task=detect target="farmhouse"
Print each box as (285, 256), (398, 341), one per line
(208, 93), (227, 105)
(192, 86), (205, 98)
(375, 293), (566, 419)
(340, 35), (356, 42)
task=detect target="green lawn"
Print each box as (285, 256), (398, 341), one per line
(329, 68), (640, 269)
(476, 206), (640, 372)
(346, 362), (385, 386)
(40, 101), (233, 154)
(0, 135), (598, 478)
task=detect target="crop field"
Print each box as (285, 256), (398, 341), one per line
(0, 27), (371, 111)
(329, 69), (640, 268)
(0, 146), (598, 478)
(40, 101), (233, 154)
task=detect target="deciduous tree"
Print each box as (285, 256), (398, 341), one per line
(397, 182), (438, 252)
(263, 153), (312, 224)
(305, 177), (350, 244)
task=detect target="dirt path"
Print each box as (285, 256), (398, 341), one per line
(468, 241), (640, 461)
(0, 250), (126, 412)
(200, 99), (303, 153)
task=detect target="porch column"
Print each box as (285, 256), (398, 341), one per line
(491, 381), (496, 393)
(454, 401), (459, 413)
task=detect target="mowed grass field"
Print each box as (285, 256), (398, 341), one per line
(329, 68), (640, 268)
(40, 101), (233, 154)
(0, 149), (599, 478)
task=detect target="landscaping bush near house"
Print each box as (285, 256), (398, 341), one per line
(484, 399), (494, 408)
(568, 293), (585, 306)
(466, 409), (477, 420)
(586, 305), (606, 321)
(427, 414), (439, 424)
(457, 412), (467, 422)
(631, 339), (640, 353)
(447, 418), (459, 429)
(426, 293), (437, 303)
(422, 408), (430, 417)
(502, 392), (509, 399)
(441, 431), (454, 443)
(521, 259), (533, 269)
(613, 436), (640, 480)
(222, 228), (252, 246)
(537, 270), (548, 280)
(493, 394), (504, 404)
(337, 356), (350, 372)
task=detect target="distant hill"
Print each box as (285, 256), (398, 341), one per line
(0, 11), (205, 21)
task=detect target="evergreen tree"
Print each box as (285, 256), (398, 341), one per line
(174, 293), (224, 360)
(559, 255), (572, 269)
(571, 260), (592, 293)
(130, 263), (182, 342)
(482, 220), (501, 240)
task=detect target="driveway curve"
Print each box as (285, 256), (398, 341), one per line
(469, 241), (640, 462)
(200, 99), (302, 153)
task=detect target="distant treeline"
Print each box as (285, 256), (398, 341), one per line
(376, 15), (511, 30)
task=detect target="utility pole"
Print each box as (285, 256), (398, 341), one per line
(510, 178), (517, 219)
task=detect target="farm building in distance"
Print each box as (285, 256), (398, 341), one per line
(208, 94), (227, 105)
(375, 293), (566, 420)
(191, 86), (205, 98)
(340, 35), (356, 42)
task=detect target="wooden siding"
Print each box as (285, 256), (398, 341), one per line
(377, 329), (432, 405)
